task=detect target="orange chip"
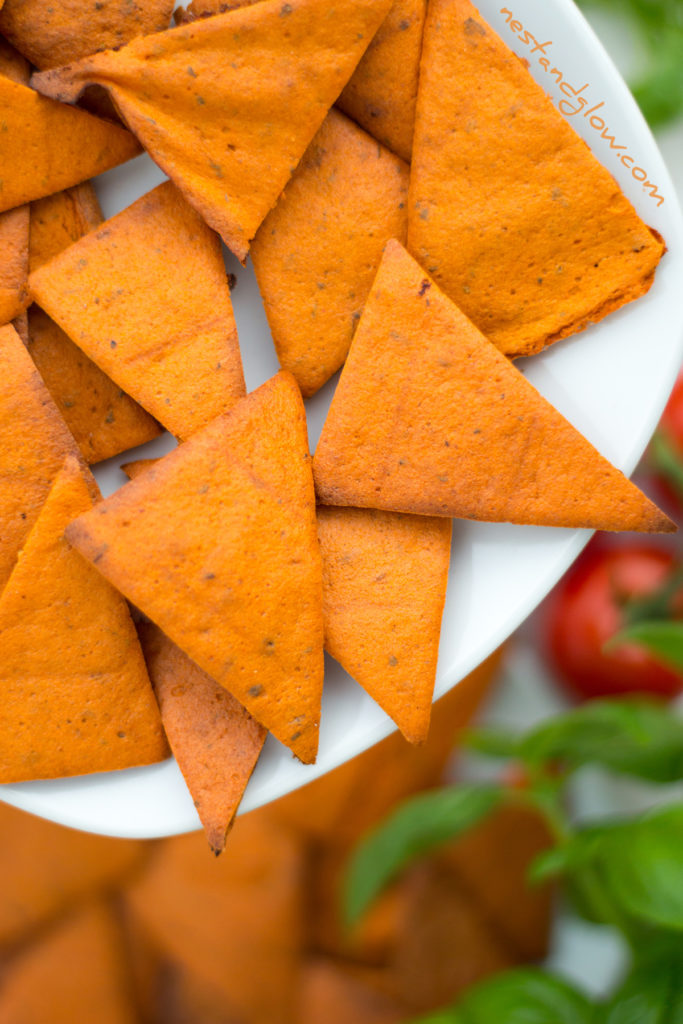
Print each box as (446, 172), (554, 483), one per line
(0, 323), (89, 590)
(299, 960), (404, 1024)
(126, 817), (305, 1023)
(0, 902), (138, 1024)
(337, 0), (426, 162)
(0, 456), (168, 782)
(0, 42), (31, 326)
(29, 183), (102, 274)
(0, 32), (29, 82)
(0, 0), (174, 69)
(252, 109), (408, 397)
(27, 307), (162, 464)
(28, 184), (162, 463)
(408, 0), (665, 358)
(319, 505), (450, 743)
(0, 76), (140, 213)
(314, 240), (674, 533)
(0, 802), (145, 951)
(174, 0), (261, 24)
(138, 621), (267, 854)
(29, 180), (245, 440)
(32, 0), (394, 261)
(0, 204), (29, 325)
(67, 373), (325, 763)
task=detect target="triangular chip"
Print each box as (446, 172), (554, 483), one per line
(0, 323), (91, 590)
(0, 457), (168, 782)
(0, 0), (174, 69)
(313, 241), (674, 532)
(67, 373), (324, 763)
(319, 505), (450, 743)
(28, 184), (162, 463)
(0, 76), (140, 212)
(29, 180), (245, 439)
(0, 902), (138, 1024)
(407, 0), (665, 358)
(29, 182), (102, 273)
(337, 0), (426, 162)
(0, 32), (30, 82)
(138, 621), (267, 854)
(27, 307), (162, 464)
(0, 204), (29, 325)
(252, 109), (408, 397)
(0, 38), (31, 325)
(31, 0), (395, 261)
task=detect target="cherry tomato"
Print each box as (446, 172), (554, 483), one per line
(543, 540), (683, 701)
(648, 371), (683, 513)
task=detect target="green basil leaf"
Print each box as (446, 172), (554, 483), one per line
(611, 622), (683, 674)
(604, 945), (683, 1023)
(520, 699), (683, 781)
(343, 785), (502, 929)
(463, 727), (521, 759)
(435, 968), (595, 1024)
(596, 804), (683, 932)
(649, 432), (683, 504)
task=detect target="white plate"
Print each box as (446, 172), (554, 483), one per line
(2, 0), (682, 837)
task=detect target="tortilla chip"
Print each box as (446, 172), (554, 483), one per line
(0, 76), (140, 213)
(0, 323), (91, 589)
(28, 185), (162, 463)
(27, 307), (162, 464)
(0, 204), (29, 325)
(444, 805), (553, 961)
(0, 456), (168, 782)
(319, 505), (450, 743)
(390, 860), (517, 1012)
(314, 240), (674, 532)
(408, 0), (665, 358)
(125, 816), (305, 1024)
(0, 44), (30, 325)
(67, 373), (324, 763)
(29, 182), (102, 273)
(252, 109), (408, 397)
(269, 647), (503, 843)
(0, 33), (28, 80)
(0, 902), (137, 1024)
(0, 0), (174, 69)
(174, 0), (261, 24)
(29, 180), (245, 439)
(31, 0), (395, 261)
(0, 802), (146, 950)
(137, 620), (267, 855)
(299, 960), (404, 1024)
(337, 0), (425, 162)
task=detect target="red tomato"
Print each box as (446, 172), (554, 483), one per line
(649, 371), (683, 513)
(544, 541), (683, 701)
(660, 372), (683, 454)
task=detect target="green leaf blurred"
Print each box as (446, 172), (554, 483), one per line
(342, 784), (502, 929)
(519, 699), (683, 781)
(604, 944), (683, 1023)
(612, 621), (683, 673)
(576, 0), (683, 127)
(411, 968), (595, 1024)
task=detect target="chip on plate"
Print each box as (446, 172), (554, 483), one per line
(29, 180), (245, 440)
(252, 109), (408, 397)
(407, 0), (665, 358)
(32, 0), (394, 261)
(0, 76), (140, 212)
(67, 373), (325, 763)
(138, 620), (267, 855)
(0, 456), (168, 782)
(319, 505), (451, 743)
(313, 240), (674, 532)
